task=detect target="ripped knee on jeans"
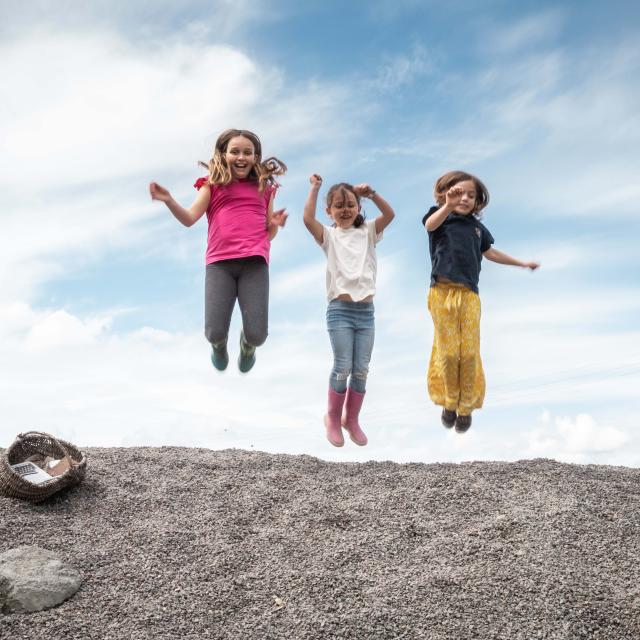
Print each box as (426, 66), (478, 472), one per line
(334, 368), (351, 381)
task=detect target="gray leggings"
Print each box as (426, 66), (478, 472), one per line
(205, 256), (269, 348)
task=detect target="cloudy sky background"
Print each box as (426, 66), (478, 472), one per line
(1, 0), (639, 466)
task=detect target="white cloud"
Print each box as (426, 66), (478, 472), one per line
(525, 412), (631, 463)
(271, 260), (325, 301)
(0, 1), (279, 42)
(131, 326), (175, 343)
(1, 6), (639, 468)
(0, 32), (269, 194)
(0, 26), (366, 308)
(1, 294), (638, 468)
(484, 41), (640, 217)
(370, 44), (431, 92)
(25, 309), (112, 351)
(388, 37), (640, 220)
(482, 286), (640, 331)
(488, 9), (565, 53)
(0, 302), (38, 336)
(1, 26), (360, 193)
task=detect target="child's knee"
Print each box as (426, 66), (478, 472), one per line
(459, 336), (480, 359)
(352, 365), (369, 383)
(434, 354), (461, 381)
(332, 366), (352, 382)
(459, 355), (478, 371)
(243, 327), (268, 348)
(205, 327), (228, 346)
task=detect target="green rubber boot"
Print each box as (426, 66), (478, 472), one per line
(210, 341), (229, 371)
(238, 331), (256, 373)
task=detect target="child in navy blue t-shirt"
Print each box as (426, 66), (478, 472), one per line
(422, 171), (540, 433)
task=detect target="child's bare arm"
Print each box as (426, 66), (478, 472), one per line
(424, 185), (464, 231)
(483, 247), (540, 270)
(354, 184), (395, 233)
(303, 174), (325, 244)
(149, 181), (209, 227)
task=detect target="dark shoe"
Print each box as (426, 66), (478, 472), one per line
(454, 414), (472, 433)
(238, 331), (256, 373)
(210, 341), (229, 371)
(441, 408), (456, 429)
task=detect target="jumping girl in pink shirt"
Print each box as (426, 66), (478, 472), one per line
(150, 128), (287, 372)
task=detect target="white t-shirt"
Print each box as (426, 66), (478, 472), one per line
(320, 219), (383, 301)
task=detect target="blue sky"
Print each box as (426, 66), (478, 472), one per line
(1, 0), (639, 465)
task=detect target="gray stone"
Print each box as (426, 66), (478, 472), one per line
(0, 546), (82, 613)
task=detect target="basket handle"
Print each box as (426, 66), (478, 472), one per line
(17, 431), (74, 467)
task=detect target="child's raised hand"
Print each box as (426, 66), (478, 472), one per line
(525, 261), (540, 271)
(309, 174), (323, 188)
(271, 208), (288, 228)
(354, 183), (375, 198)
(149, 182), (172, 202)
(445, 185), (463, 208)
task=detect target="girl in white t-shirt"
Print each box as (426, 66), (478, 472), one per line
(303, 174), (395, 447)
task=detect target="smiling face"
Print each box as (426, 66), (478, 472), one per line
(434, 171), (490, 216)
(326, 187), (361, 229)
(452, 179), (478, 215)
(224, 135), (256, 180)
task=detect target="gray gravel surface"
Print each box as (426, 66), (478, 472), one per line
(1, 447), (639, 639)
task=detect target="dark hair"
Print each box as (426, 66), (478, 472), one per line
(326, 183), (365, 228)
(434, 170), (489, 217)
(199, 128), (287, 192)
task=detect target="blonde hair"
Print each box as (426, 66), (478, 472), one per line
(434, 170), (490, 216)
(199, 128), (287, 192)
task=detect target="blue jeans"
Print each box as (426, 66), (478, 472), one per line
(326, 300), (375, 394)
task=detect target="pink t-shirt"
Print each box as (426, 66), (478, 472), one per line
(194, 177), (275, 265)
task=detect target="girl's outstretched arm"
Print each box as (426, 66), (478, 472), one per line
(354, 184), (395, 234)
(149, 181), (209, 227)
(267, 192), (288, 240)
(303, 174), (325, 244)
(483, 247), (540, 270)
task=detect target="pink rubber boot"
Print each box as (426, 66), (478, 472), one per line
(342, 388), (368, 446)
(324, 387), (346, 447)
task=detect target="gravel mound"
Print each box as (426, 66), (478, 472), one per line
(1, 447), (639, 639)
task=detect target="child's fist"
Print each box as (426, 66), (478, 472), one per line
(271, 208), (288, 228)
(309, 174), (323, 187)
(354, 183), (375, 198)
(149, 182), (171, 202)
(445, 185), (463, 207)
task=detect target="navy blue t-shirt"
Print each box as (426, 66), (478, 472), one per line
(421, 206), (494, 294)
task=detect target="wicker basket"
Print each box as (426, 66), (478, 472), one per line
(0, 431), (87, 502)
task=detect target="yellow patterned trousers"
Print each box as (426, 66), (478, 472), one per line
(427, 282), (485, 415)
